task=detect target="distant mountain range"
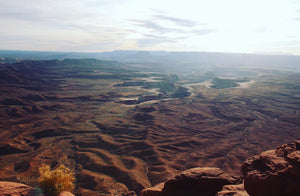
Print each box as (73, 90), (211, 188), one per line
(1, 50), (299, 73)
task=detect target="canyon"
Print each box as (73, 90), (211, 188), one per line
(0, 58), (299, 195)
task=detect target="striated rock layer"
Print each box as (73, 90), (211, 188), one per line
(0, 181), (35, 196)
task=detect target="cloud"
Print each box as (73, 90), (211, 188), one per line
(143, 34), (169, 39)
(0, 2), (45, 22)
(0, 1), (104, 29)
(131, 14), (216, 38)
(131, 20), (183, 34)
(136, 34), (174, 47)
(153, 15), (198, 27)
(137, 38), (172, 47)
(191, 29), (217, 35)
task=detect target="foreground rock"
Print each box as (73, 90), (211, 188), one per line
(216, 184), (249, 196)
(0, 181), (76, 196)
(58, 191), (75, 196)
(140, 183), (164, 196)
(242, 140), (300, 196)
(140, 167), (241, 196)
(0, 181), (35, 196)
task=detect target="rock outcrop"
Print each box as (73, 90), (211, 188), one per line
(242, 140), (300, 196)
(140, 167), (241, 196)
(1, 141), (300, 195)
(0, 181), (76, 196)
(58, 191), (75, 196)
(140, 183), (164, 196)
(0, 181), (35, 196)
(216, 184), (249, 196)
(141, 140), (300, 196)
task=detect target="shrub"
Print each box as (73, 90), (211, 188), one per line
(38, 164), (75, 196)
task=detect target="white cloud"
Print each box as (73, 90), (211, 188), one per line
(0, 0), (300, 54)
(153, 15), (199, 27)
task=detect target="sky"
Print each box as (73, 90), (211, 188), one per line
(0, 0), (300, 54)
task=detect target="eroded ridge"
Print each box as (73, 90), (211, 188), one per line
(0, 59), (299, 195)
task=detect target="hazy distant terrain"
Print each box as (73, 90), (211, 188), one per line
(1, 50), (300, 73)
(0, 52), (299, 195)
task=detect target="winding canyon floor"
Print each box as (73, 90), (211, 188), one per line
(0, 60), (299, 195)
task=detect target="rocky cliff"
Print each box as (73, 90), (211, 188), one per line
(1, 140), (299, 196)
(0, 181), (74, 196)
(140, 140), (300, 196)
(242, 140), (300, 196)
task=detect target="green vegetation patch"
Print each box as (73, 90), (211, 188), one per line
(211, 77), (249, 89)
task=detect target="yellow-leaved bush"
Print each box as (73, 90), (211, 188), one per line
(38, 164), (75, 196)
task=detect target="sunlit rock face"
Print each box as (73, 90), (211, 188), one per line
(242, 140), (300, 196)
(0, 181), (35, 196)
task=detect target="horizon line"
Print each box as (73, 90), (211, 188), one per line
(0, 49), (299, 57)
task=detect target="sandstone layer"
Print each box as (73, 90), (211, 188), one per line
(140, 167), (241, 196)
(0, 181), (35, 196)
(242, 140), (300, 196)
(141, 140), (300, 196)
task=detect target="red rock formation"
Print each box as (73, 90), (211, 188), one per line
(141, 141), (300, 196)
(140, 167), (241, 196)
(0, 181), (35, 196)
(58, 191), (75, 196)
(140, 183), (164, 196)
(0, 182), (76, 196)
(242, 140), (300, 196)
(216, 183), (249, 196)
(1, 141), (300, 195)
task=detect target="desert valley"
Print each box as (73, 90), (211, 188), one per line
(0, 51), (299, 195)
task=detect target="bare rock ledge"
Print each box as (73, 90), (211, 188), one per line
(140, 167), (241, 196)
(141, 140), (300, 196)
(242, 140), (300, 196)
(0, 181), (35, 196)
